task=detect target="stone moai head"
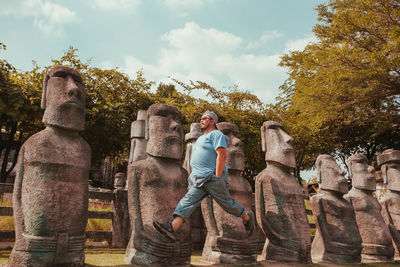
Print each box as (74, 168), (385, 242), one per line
(185, 123), (202, 143)
(131, 110), (147, 139)
(316, 154), (348, 194)
(145, 103), (183, 160)
(114, 172), (127, 189)
(41, 66), (85, 131)
(217, 122), (244, 171)
(378, 149), (400, 192)
(347, 154), (376, 191)
(261, 121), (295, 168)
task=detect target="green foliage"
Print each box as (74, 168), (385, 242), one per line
(3, 46), (155, 171)
(278, 0), (400, 171)
(0, 44), (43, 182)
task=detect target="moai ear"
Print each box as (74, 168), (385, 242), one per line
(316, 158), (322, 184)
(41, 74), (50, 109)
(382, 165), (388, 185)
(261, 125), (267, 152)
(145, 116), (149, 140)
(347, 160), (353, 179)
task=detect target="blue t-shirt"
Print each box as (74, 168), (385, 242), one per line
(190, 129), (228, 179)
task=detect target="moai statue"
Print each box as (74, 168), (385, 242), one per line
(128, 110), (147, 164)
(101, 157), (112, 188)
(201, 122), (258, 264)
(379, 149), (400, 257)
(344, 154), (394, 262)
(311, 154), (362, 264)
(114, 172), (126, 189)
(7, 66), (90, 267)
(125, 103), (191, 266)
(183, 123), (202, 173)
(255, 121), (311, 263)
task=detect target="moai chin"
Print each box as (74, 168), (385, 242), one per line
(344, 154), (394, 262)
(311, 154), (362, 264)
(201, 122), (257, 264)
(183, 123), (202, 173)
(378, 149), (400, 258)
(125, 103), (191, 266)
(254, 121), (311, 263)
(128, 110), (147, 164)
(7, 66), (91, 267)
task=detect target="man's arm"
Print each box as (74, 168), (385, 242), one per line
(215, 147), (226, 178)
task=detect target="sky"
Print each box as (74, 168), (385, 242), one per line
(1, 0), (328, 180)
(0, 0), (328, 105)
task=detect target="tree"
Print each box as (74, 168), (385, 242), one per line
(278, 0), (400, 171)
(0, 43), (42, 182)
(1, 46), (155, 180)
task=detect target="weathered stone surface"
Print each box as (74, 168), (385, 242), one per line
(125, 103), (191, 266)
(379, 149), (400, 258)
(344, 154), (394, 262)
(112, 188), (130, 248)
(128, 110), (147, 164)
(255, 121), (311, 263)
(201, 122), (257, 265)
(113, 172), (126, 189)
(311, 154), (361, 264)
(7, 66), (90, 267)
(183, 123), (202, 174)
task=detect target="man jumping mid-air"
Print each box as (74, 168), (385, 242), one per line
(153, 111), (254, 241)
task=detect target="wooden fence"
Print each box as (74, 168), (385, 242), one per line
(0, 183), (130, 248)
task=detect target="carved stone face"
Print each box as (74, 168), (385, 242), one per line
(261, 121), (295, 168)
(114, 172), (126, 189)
(382, 162), (400, 192)
(217, 122), (244, 171)
(348, 154), (376, 191)
(378, 149), (400, 192)
(145, 103), (183, 160)
(316, 154), (348, 194)
(42, 66), (85, 131)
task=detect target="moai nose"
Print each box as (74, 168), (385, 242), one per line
(281, 129), (293, 144)
(66, 75), (81, 99)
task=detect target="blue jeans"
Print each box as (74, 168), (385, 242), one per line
(173, 173), (245, 220)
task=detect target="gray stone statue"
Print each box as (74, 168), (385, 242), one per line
(255, 121), (311, 263)
(128, 110), (147, 164)
(125, 103), (191, 266)
(7, 66), (91, 267)
(344, 154), (394, 262)
(114, 172), (126, 189)
(183, 123), (202, 173)
(201, 122), (257, 264)
(311, 154), (361, 264)
(379, 149), (400, 257)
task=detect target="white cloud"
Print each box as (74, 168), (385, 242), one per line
(0, 0), (76, 34)
(109, 23), (314, 104)
(284, 35), (316, 53)
(87, 0), (140, 10)
(246, 30), (283, 49)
